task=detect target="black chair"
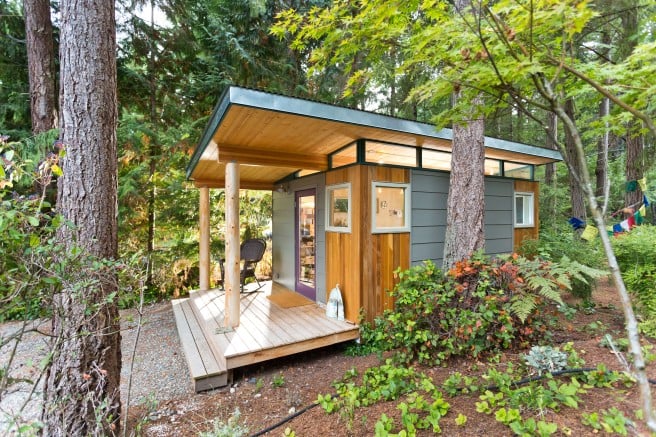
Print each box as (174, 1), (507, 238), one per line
(219, 238), (267, 292)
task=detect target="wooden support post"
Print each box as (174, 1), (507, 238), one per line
(199, 186), (210, 291)
(225, 160), (240, 328)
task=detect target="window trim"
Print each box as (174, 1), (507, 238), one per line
(325, 183), (352, 233)
(514, 191), (535, 228)
(371, 181), (411, 233)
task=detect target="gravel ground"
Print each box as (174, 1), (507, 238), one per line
(0, 301), (193, 434)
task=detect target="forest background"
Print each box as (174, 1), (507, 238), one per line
(1, 0), (654, 304)
(1, 0), (655, 434)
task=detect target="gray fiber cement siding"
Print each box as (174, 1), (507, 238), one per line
(410, 170), (514, 267)
(272, 173), (327, 304)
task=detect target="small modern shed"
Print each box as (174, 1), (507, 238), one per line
(186, 86), (561, 325)
(175, 86), (561, 390)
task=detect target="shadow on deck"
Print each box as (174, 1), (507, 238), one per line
(172, 282), (360, 392)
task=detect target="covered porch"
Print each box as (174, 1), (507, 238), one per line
(172, 282), (359, 392)
(175, 86), (561, 390)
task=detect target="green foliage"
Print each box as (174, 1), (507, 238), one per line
(198, 408), (249, 437)
(522, 346), (569, 375)
(271, 373), (285, 388)
(612, 225), (656, 337)
(368, 253), (593, 365)
(517, 225), (607, 301)
(318, 361), (450, 435)
(581, 408), (631, 435)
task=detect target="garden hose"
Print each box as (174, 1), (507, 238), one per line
(249, 367), (656, 436)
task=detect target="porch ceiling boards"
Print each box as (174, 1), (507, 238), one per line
(187, 86), (562, 189)
(172, 282), (360, 392)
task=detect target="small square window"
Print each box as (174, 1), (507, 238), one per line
(326, 183), (351, 232)
(515, 192), (534, 227)
(372, 182), (411, 233)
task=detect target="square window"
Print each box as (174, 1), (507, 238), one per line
(372, 182), (411, 233)
(326, 183), (351, 232)
(514, 192), (534, 227)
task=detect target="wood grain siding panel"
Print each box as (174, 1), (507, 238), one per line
(325, 165), (410, 322)
(366, 167), (410, 321)
(326, 167), (362, 322)
(513, 180), (540, 251)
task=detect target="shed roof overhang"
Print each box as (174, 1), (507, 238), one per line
(187, 86), (562, 190)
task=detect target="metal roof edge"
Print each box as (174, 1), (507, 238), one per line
(187, 86), (562, 179)
(228, 86), (455, 141)
(228, 87), (561, 162)
(483, 136), (562, 162)
(186, 86), (234, 180)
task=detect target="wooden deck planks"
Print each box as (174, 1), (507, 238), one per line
(171, 299), (227, 391)
(174, 283), (360, 391)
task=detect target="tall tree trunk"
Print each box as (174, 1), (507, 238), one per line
(23, 0), (57, 133)
(595, 96), (610, 213)
(442, 93), (486, 269)
(543, 111), (558, 218)
(43, 2), (121, 435)
(594, 23), (612, 214)
(146, 1), (158, 288)
(564, 99), (586, 222)
(624, 123), (644, 207)
(442, 0), (486, 270)
(544, 111), (558, 186)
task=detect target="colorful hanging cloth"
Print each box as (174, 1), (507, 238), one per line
(613, 223), (623, 234)
(619, 219), (630, 232)
(645, 195), (650, 207)
(635, 210), (644, 226)
(627, 215), (636, 229)
(638, 177), (648, 192)
(626, 180), (638, 192)
(581, 225), (598, 241)
(568, 217), (585, 230)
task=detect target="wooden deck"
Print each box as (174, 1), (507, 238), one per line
(172, 282), (360, 392)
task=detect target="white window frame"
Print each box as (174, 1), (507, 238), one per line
(372, 182), (411, 233)
(325, 183), (352, 233)
(514, 192), (535, 228)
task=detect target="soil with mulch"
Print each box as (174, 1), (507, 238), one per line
(126, 281), (656, 436)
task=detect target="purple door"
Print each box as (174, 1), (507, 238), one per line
(295, 189), (316, 300)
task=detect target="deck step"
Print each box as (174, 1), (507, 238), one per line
(171, 298), (228, 392)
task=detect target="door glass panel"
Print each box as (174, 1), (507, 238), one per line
(298, 194), (315, 289)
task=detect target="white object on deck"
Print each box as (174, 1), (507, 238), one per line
(327, 284), (344, 321)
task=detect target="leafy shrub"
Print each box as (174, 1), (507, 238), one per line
(518, 223), (606, 300)
(371, 252), (598, 365)
(612, 225), (656, 337)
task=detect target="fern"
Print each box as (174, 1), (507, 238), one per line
(507, 255), (604, 323)
(510, 295), (538, 323)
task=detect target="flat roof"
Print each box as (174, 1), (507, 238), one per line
(188, 86), (561, 189)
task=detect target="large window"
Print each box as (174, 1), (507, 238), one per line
(331, 143), (357, 168)
(504, 162), (533, 180)
(326, 183), (351, 232)
(372, 182), (411, 233)
(514, 192), (535, 227)
(421, 149), (451, 171)
(365, 141), (417, 167)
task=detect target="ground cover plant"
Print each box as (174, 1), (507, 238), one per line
(612, 225), (656, 337)
(140, 276), (652, 437)
(357, 252), (604, 366)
